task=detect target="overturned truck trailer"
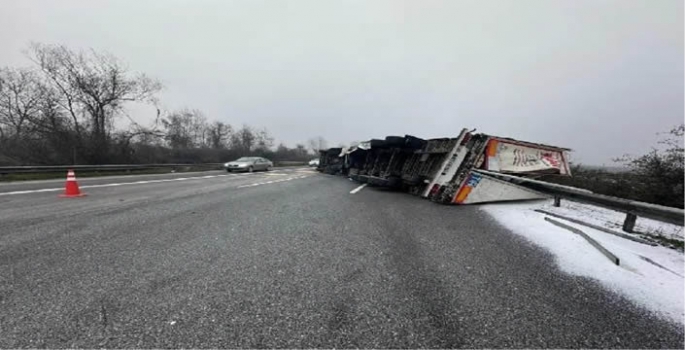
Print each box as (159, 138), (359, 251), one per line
(423, 129), (571, 204)
(348, 136), (426, 187)
(317, 147), (344, 174)
(326, 129), (572, 205)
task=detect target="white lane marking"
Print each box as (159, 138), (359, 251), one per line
(0, 188), (63, 196)
(223, 172), (260, 177)
(35, 188), (62, 193)
(350, 184), (367, 194)
(0, 172), (267, 197)
(237, 184), (257, 189)
(236, 175), (310, 189)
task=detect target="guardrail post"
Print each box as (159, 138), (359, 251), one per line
(623, 213), (637, 233)
(553, 196), (561, 207)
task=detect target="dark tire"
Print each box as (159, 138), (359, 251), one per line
(370, 139), (387, 149)
(226, 169), (231, 173)
(404, 135), (426, 150)
(385, 136), (405, 147)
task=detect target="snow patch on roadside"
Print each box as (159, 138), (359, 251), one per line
(539, 200), (683, 242)
(482, 200), (684, 324)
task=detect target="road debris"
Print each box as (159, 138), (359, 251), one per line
(544, 216), (620, 265)
(482, 200), (685, 324)
(535, 209), (657, 246)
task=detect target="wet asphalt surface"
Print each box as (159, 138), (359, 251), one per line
(0, 168), (683, 348)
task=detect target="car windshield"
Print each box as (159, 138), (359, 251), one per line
(236, 157), (258, 162)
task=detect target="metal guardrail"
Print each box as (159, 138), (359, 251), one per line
(0, 163), (225, 174)
(475, 169), (684, 232)
(0, 161), (308, 174)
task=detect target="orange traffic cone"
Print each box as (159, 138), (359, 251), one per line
(59, 169), (86, 198)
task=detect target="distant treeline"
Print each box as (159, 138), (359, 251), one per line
(544, 125), (684, 209)
(0, 43), (326, 166)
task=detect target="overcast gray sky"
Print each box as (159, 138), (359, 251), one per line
(0, 0), (682, 164)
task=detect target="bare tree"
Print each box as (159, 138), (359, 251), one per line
(162, 109), (203, 150)
(254, 128), (274, 151)
(616, 124), (684, 208)
(295, 143), (309, 158)
(188, 109), (208, 148)
(232, 125), (255, 152)
(0, 68), (44, 138)
(0, 67), (53, 164)
(27, 43), (162, 162)
(207, 121), (232, 149)
(0, 43), (309, 165)
(308, 136), (328, 154)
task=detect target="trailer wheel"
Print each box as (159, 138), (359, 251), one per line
(385, 136), (405, 147)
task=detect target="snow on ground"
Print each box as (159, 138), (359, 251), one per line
(482, 199), (684, 325)
(539, 200), (684, 242)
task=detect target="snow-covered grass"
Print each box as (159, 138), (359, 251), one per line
(482, 199), (684, 325)
(539, 200), (684, 243)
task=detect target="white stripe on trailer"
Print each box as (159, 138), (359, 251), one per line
(421, 128), (470, 198)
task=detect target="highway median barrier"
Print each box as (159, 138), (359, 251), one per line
(0, 161), (308, 182)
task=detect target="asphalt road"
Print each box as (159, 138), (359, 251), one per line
(0, 168), (682, 348)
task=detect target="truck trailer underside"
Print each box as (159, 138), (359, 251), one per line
(317, 129), (572, 205)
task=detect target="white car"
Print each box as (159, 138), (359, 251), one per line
(308, 159), (320, 167)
